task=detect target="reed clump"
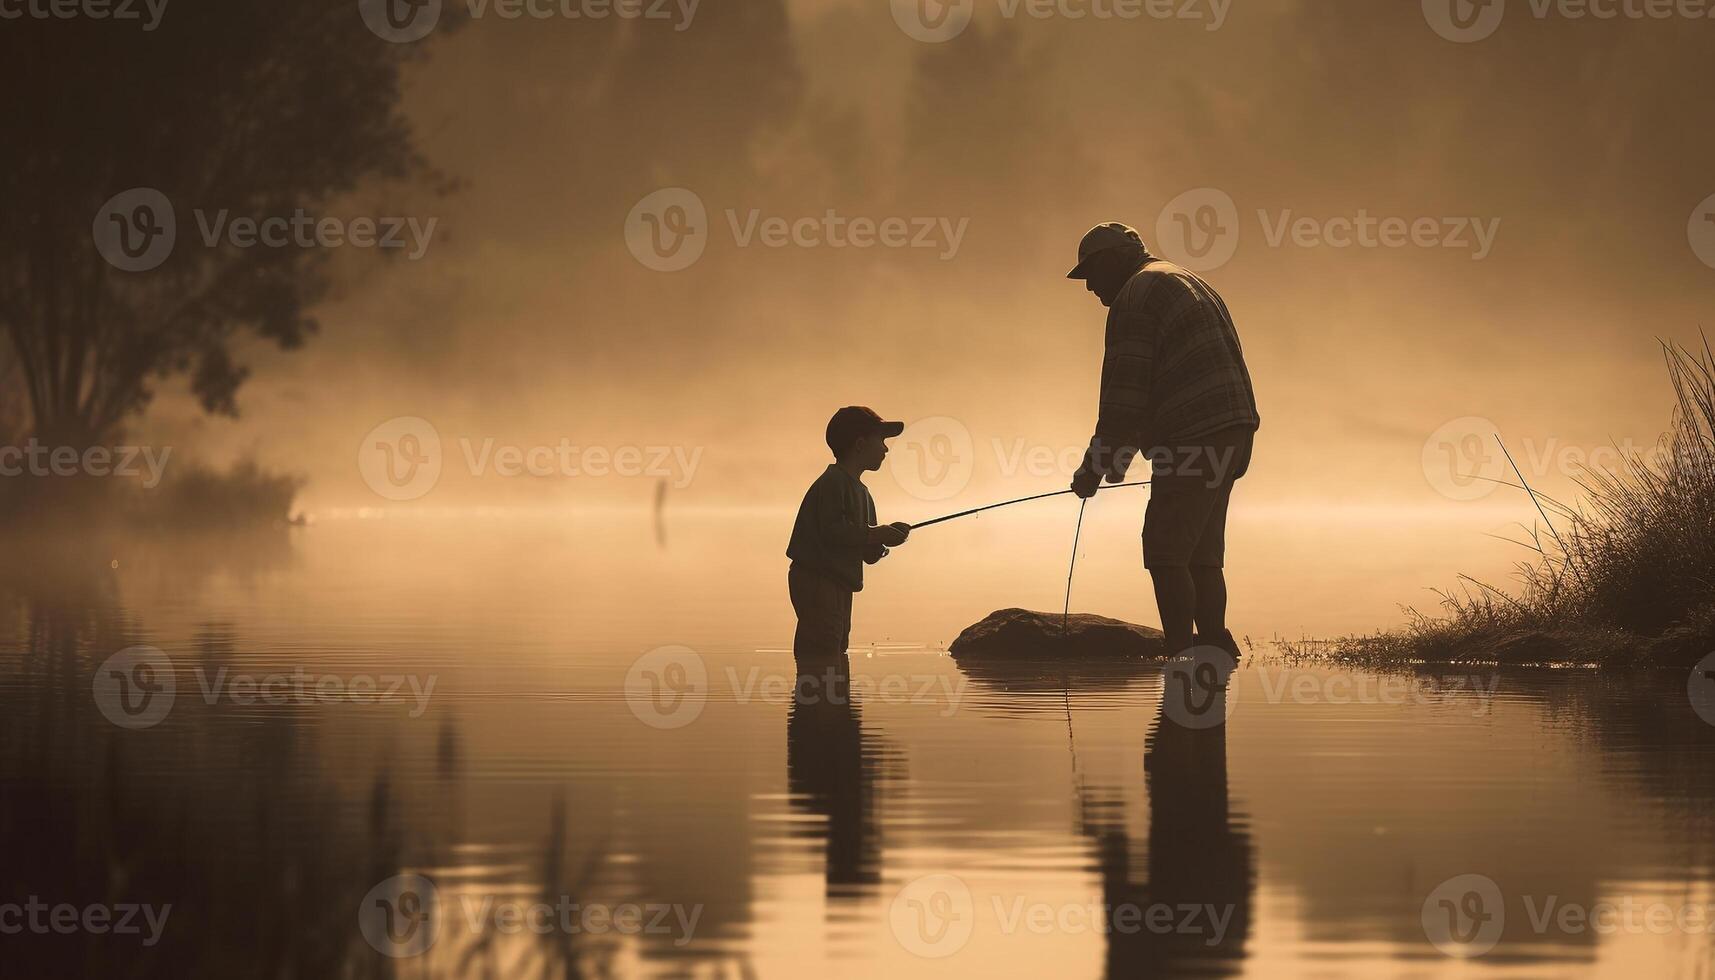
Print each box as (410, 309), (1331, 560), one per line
(1316, 338), (1715, 667)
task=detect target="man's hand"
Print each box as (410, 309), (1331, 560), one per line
(1071, 467), (1101, 499)
(863, 542), (890, 564)
(875, 522), (910, 547)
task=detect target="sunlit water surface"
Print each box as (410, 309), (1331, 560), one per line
(2, 514), (1712, 979)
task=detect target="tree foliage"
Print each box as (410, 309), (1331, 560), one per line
(0, 0), (435, 444)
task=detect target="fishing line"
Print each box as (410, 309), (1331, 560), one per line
(1062, 497), (1087, 638)
(907, 483), (1139, 801)
(908, 480), (1149, 531)
(1060, 498), (1088, 808)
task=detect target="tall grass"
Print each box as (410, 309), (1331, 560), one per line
(1329, 338), (1715, 667)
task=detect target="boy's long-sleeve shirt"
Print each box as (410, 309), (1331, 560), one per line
(786, 465), (877, 592)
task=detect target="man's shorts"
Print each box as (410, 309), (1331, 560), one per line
(789, 563), (854, 661)
(1141, 426), (1255, 570)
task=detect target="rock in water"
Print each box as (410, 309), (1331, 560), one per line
(949, 608), (1166, 661)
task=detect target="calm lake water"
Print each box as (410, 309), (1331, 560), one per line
(3, 514), (1714, 978)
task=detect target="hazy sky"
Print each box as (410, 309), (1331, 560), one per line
(136, 0), (1713, 526)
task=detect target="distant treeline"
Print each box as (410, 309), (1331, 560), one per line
(0, 452), (304, 530)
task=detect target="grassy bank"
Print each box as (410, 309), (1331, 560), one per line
(1308, 339), (1715, 669)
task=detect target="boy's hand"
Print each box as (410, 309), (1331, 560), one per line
(863, 542), (890, 564)
(876, 522), (910, 547)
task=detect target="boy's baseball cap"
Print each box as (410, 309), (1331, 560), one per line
(1067, 221), (1145, 279)
(826, 406), (905, 455)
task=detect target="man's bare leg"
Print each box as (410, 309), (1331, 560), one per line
(1191, 565), (1227, 637)
(1191, 565), (1242, 661)
(1149, 566), (1197, 654)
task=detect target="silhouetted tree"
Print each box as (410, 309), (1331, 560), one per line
(0, 0), (440, 446)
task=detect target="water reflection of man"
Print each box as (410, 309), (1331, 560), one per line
(1097, 672), (1253, 977)
(786, 658), (882, 893)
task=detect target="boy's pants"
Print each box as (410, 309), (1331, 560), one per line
(789, 563), (854, 662)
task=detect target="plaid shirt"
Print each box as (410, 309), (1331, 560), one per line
(1088, 258), (1259, 474)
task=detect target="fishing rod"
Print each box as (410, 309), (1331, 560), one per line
(908, 480), (1150, 530)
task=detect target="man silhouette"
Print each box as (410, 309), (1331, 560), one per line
(1067, 222), (1260, 660)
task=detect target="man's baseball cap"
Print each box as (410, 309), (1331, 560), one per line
(826, 406), (905, 455)
(1067, 222), (1145, 279)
